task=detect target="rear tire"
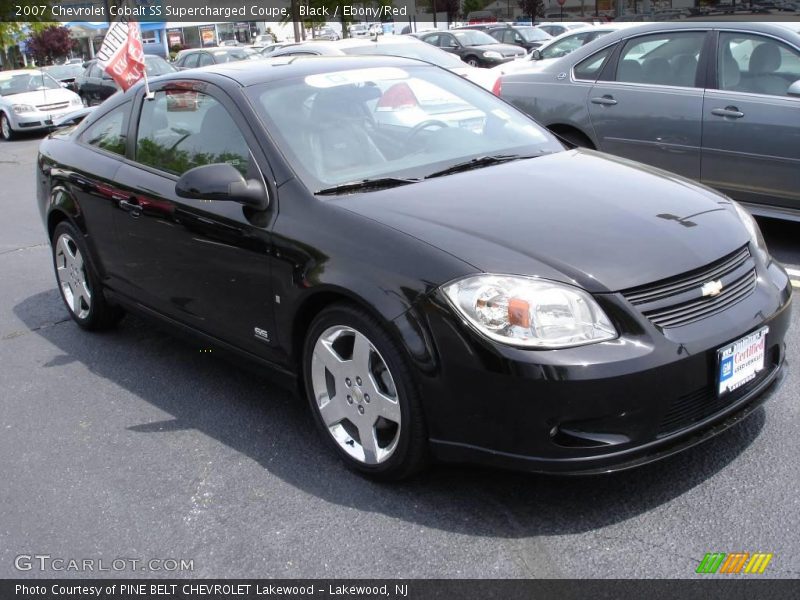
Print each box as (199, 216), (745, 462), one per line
(51, 221), (124, 331)
(303, 303), (428, 480)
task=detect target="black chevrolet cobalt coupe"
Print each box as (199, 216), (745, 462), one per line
(36, 57), (792, 479)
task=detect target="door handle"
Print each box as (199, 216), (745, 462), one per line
(591, 95), (618, 106)
(119, 198), (141, 217)
(711, 106), (744, 119)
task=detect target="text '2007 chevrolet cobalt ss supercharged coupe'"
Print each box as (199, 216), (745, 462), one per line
(36, 57), (792, 479)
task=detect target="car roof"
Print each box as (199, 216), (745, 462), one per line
(156, 55), (430, 87)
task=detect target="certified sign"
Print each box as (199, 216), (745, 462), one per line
(717, 327), (768, 395)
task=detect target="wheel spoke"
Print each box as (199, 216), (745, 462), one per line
(318, 397), (347, 428)
(315, 339), (347, 380)
(372, 390), (401, 424)
(57, 236), (75, 267)
(75, 280), (91, 307)
(351, 331), (372, 372)
(357, 421), (379, 464)
(70, 284), (82, 314)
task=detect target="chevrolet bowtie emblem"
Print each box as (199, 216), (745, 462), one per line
(701, 279), (724, 297)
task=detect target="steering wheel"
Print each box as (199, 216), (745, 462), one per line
(406, 120), (449, 145)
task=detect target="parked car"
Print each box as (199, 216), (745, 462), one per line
(535, 22), (591, 37)
(252, 34), (276, 48)
(173, 47), (262, 70)
(499, 22), (800, 221)
(219, 39), (241, 47)
(36, 56), (791, 479)
(0, 69), (82, 140)
(414, 29), (525, 67)
(41, 64), (84, 92)
(491, 23), (634, 76)
(316, 26), (340, 41)
(264, 36), (496, 88)
(76, 55), (176, 106)
(349, 24), (370, 38)
(482, 25), (552, 51)
(257, 42), (296, 56)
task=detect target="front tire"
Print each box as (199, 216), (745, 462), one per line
(303, 304), (428, 480)
(51, 221), (123, 330)
(465, 56), (480, 67)
(0, 112), (15, 141)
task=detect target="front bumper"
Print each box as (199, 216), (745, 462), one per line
(402, 256), (792, 474)
(10, 106), (79, 132)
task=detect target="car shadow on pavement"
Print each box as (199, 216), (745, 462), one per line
(14, 289), (767, 538)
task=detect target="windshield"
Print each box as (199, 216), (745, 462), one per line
(247, 65), (561, 191)
(343, 43), (465, 69)
(42, 65), (83, 79)
(540, 32), (594, 60)
(213, 48), (260, 62)
(145, 57), (177, 76)
(517, 27), (550, 42)
(0, 71), (62, 96)
(453, 30), (498, 46)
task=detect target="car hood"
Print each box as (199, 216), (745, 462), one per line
(333, 150), (750, 293)
(1, 87), (78, 107)
(468, 43), (525, 57)
(492, 56), (555, 75)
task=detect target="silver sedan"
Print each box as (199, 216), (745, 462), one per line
(499, 22), (800, 221)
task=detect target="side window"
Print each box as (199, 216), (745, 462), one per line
(88, 64), (102, 78)
(197, 53), (214, 67)
(719, 32), (800, 97)
(135, 90), (250, 177)
(182, 54), (199, 69)
(425, 34), (440, 47)
(616, 32), (706, 87)
(80, 103), (130, 156)
(574, 46), (615, 81)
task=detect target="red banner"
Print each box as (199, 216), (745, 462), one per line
(96, 21), (146, 92)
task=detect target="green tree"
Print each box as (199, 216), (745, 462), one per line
(518, 0), (545, 18)
(462, 0), (487, 18)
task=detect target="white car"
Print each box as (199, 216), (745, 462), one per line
(349, 24), (370, 38)
(0, 70), (82, 140)
(491, 23), (637, 77)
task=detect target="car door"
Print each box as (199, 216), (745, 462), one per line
(587, 30), (709, 180)
(82, 63), (103, 104)
(436, 33), (465, 60)
(111, 82), (280, 360)
(701, 30), (800, 211)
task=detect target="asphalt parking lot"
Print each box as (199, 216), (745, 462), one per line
(0, 134), (798, 579)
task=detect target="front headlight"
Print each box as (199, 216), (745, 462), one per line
(12, 104), (36, 114)
(442, 275), (617, 349)
(70, 96), (82, 107)
(483, 51), (503, 59)
(732, 201), (768, 257)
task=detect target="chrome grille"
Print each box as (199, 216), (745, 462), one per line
(36, 101), (69, 111)
(622, 245), (756, 329)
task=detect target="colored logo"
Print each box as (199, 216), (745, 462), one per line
(696, 552), (773, 574)
(720, 356), (734, 381)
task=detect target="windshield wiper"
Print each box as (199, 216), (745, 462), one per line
(315, 177), (420, 196)
(424, 154), (541, 179)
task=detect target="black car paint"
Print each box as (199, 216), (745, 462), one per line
(417, 31), (524, 67)
(37, 57), (792, 474)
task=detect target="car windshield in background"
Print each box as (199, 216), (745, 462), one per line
(0, 72), (62, 96)
(342, 43), (465, 68)
(42, 65), (83, 79)
(516, 27), (551, 42)
(453, 30), (499, 46)
(247, 65), (561, 191)
(213, 49), (261, 62)
(144, 57), (177, 76)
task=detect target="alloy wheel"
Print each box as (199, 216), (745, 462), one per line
(1, 114), (11, 140)
(310, 325), (401, 464)
(54, 233), (91, 319)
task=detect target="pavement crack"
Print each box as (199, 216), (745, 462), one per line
(0, 242), (48, 256)
(2, 317), (71, 340)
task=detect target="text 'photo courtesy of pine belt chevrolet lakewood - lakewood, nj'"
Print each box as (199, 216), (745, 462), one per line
(17, 16), (793, 481)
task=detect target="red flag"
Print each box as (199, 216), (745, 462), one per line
(96, 20), (146, 92)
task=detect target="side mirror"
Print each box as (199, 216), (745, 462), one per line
(788, 79), (800, 97)
(175, 163), (268, 210)
(530, 49), (542, 60)
(60, 82), (68, 88)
